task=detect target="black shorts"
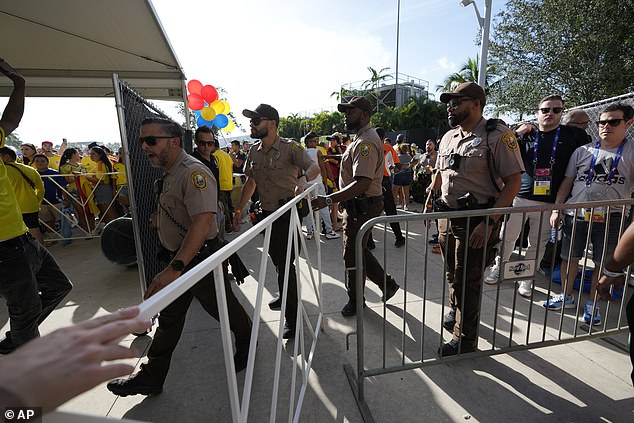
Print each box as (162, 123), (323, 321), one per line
(22, 212), (40, 229)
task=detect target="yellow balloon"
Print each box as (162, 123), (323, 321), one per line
(222, 120), (235, 133)
(201, 106), (216, 121)
(211, 100), (224, 114)
(221, 101), (231, 114)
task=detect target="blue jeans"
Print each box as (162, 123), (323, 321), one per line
(0, 233), (73, 347)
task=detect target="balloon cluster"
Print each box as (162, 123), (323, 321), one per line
(187, 80), (235, 133)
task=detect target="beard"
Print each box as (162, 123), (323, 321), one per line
(345, 116), (361, 133)
(251, 126), (269, 139)
(448, 109), (469, 127)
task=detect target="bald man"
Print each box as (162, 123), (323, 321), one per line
(564, 109), (590, 130)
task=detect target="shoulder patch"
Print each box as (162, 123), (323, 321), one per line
(291, 141), (305, 151)
(359, 142), (372, 157)
(501, 131), (518, 150)
(190, 171), (207, 190)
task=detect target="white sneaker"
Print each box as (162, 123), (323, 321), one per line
(517, 280), (532, 297)
(484, 256), (500, 285)
(306, 231), (314, 240)
(325, 231), (340, 239)
(403, 205), (409, 211)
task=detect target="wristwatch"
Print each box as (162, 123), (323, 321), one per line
(325, 197), (333, 206)
(169, 259), (185, 272)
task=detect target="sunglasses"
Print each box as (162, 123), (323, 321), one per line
(137, 135), (173, 146)
(447, 97), (474, 109)
(196, 140), (215, 146)
(250, 117), (272, 126)
(538, 107), (563, 114)
(596, 118), (625, 127)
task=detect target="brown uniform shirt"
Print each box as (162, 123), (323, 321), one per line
(436, 119), (524, 208)
(158, 149), (218, 251)
(339, 123), (383, 197)
(244, 136), (315, 211)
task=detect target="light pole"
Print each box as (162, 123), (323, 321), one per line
(460, 0), (492, 89)
(395, 0), (401, 106)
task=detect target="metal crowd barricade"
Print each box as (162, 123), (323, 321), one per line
(346, 198), (633, 423)
(38, 171), (124, 241)
(138, 185), (324, 423)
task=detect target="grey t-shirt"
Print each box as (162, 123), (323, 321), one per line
(563, 140), (634, 215)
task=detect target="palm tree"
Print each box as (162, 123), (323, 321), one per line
(362, 66), (391, 111)
(435, 56), (497, 94)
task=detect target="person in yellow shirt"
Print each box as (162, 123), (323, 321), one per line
(113, 147), (128, 213)
(41, 140), (61, 170)
(0, 147), (45, 244)
(85, 146), (119, 225)
(0, 58), (72, 355)
(207, 134), (235, 233)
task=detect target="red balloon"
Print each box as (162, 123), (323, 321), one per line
(187, 79), (203, 96)
(187, 93), (204, 111)
(201, 85), (219, 103)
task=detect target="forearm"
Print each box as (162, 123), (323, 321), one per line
(235, 177), (256, 211)
(329, 177), (371, 203)
(605, 223), (634, 271)
(305, 162), (320, 181)
(0, 77), (25, 136)
(554, 177), (573, 206)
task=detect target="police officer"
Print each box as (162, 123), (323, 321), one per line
(433, 83), (524, 356)
(107, 118), (252, 397)
(312, 96), (400, 317)
(233, 104), (319, 339)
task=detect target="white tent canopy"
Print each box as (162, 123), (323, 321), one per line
(0, 0), (185, 100)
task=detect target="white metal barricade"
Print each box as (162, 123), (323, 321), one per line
(139, 185), (324, 423)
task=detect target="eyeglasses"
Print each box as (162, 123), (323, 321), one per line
(196, 140), (215, 146)
(596, 118), (625, 127)
(250, 117), (272, 126)
(447, 97), (474, 109)
(137, 135), (173, 146)
(538, 107), (563, 114)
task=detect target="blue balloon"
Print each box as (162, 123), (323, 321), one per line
(196, 115), (212, 128)
(214, 114), (229, 128)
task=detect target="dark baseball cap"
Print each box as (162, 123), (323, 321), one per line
(326, 132), (342, 140)
(87, 142), (99, 149)
(304, 131), (319, 140)
(242, 104), (279, 123)
(439, 82), (486, 107)
(337, 96), (373, 114)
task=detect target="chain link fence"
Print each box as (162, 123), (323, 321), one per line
(568, 92), (634, 140)
(114, 76), (191, 292)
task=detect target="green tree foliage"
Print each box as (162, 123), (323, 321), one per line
(489, 0), (634, 117)
(279, 112), (345, 139)
(4, 132), (21, 149)
(435, 56), (498, 94)
(371, 97), (448, 133)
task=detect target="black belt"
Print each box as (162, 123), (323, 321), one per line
(0, 232), (32, 245)
(366, 195), (383, 204)
(434, 199), (489, 212)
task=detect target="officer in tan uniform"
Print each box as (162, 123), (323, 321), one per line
(233, 104), (319, 339)
(108, 118), (252, 397)
(431, 83), (524, 356)
(312, 96), (400, 317)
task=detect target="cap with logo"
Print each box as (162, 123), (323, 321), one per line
(337, 96), (373, 114)
(439, 82), (486, 107)
(242, 104), (280, 123)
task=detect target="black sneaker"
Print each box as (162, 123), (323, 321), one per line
(268, 296), (281, 311)
(442, 310), (456, 332)
(106, 373), (163, 397)
(428, 234), (439, 245)
(282, 322), (295, 339)
(438, 339), (476, 357)
(394, 237), (405, 248)
(234, 348), (249, 372)
(367, 239), (376, 250)
(381, 281), (400, 302)
(0, 332), (15, 355)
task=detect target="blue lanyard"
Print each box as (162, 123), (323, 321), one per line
(585, 138), (627, 186)
(533, 125), (561, 170)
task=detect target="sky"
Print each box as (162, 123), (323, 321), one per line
(3, 0), (505, 146)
